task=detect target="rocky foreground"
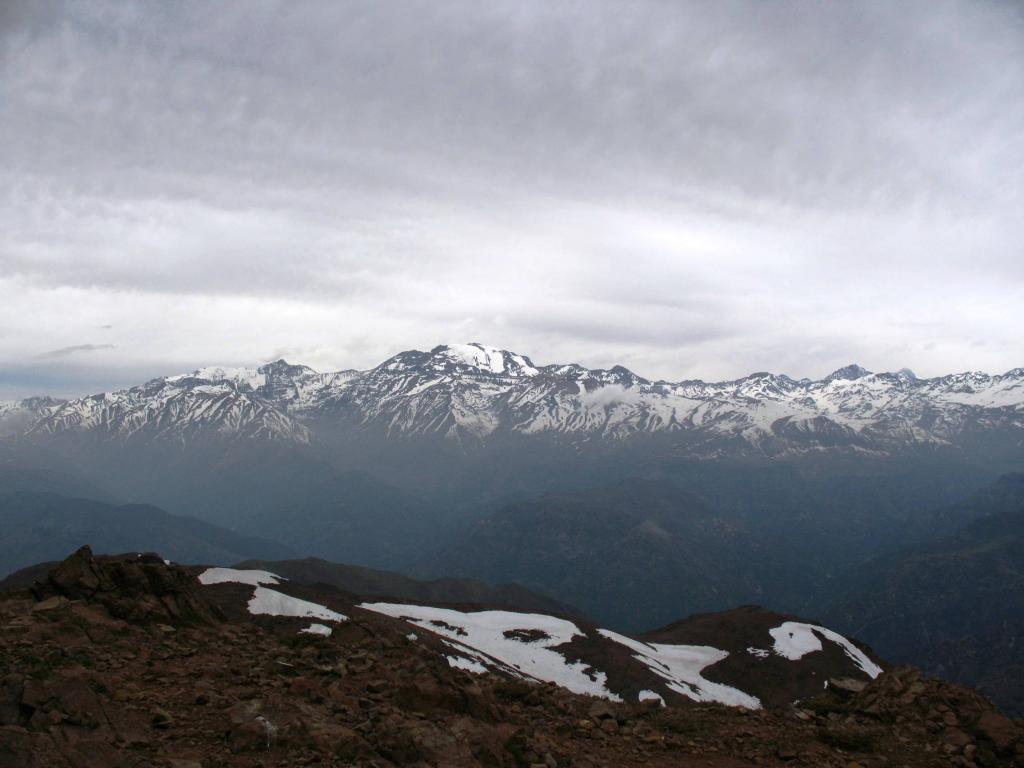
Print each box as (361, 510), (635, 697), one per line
(1, 549), (1022, 767)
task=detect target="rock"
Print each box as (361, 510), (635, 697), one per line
(829, 677), (868, 695)
(776, 746), (798, 761)
(40, 547), (222, 626)
(229, 715), (277, 753)
(974, 710), (1019, 753)
(0, 676), (23, 727)
(588, 700), (616, 721)
(943, 727), (972, 749)
(151, 707), (173, 729)
(32, 596), (69, 612)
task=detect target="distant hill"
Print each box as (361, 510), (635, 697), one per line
(422, 480), (802, 631)
(821, 473), (1024, 715)
(0, 464), (115, 502)
(0, 491), (295, 579)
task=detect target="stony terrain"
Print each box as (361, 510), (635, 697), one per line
(2, 548), (1022, 767)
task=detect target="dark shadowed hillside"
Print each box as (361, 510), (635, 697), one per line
(423, 480), (805, 631)
(0, 491), (294, 578)
(821, 474), (1024, 715)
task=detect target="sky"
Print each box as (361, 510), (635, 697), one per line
(1, 0), (1023, 398)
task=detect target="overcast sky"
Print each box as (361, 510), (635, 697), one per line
(1, 0), (1022, 397)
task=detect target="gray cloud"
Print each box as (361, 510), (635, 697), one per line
(36, 344), (116, 360)
(0, 0), (1022, 396)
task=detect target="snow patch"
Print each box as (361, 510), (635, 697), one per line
(638, 690), (666, 706)
(168, 366), (267, 389)
(360, 603), (619, 700)
(248, 586), (347, 623)
(598, 629), (761, 709)
(300, 623), (333, 637)
(198, 567), (283, 587)
(447, 655), (488, 674)
(769, 622), (882, 678)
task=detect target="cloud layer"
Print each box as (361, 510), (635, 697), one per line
(1, 0), (1022, 396)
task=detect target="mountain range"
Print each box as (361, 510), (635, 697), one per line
(1, 342), (1022, 715)
(4, 343), (1022, 456)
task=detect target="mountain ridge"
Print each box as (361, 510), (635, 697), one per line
(4, 342), (1022, 456)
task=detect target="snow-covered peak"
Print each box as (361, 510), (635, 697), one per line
(377, 343), (539, 378)
(438, 343), (540, 377)
(823, 364), (872, 383)
(167, 365), (267, 390)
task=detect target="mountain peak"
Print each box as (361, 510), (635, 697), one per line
(376, 343), (541, 377)
(436, 343), (539, 376)
(823, 364), (872, 383)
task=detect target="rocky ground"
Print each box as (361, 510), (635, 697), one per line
(1, 548), (1022, 767)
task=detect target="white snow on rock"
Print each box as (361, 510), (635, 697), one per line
(447, 655), (488, 674)
(598, 629), (762, 709)
(199, 568), (346, 624)
(360, 603), (619, 700)
(198, 567), (283, 587)
(300, 623), (333, 636)
(168, 366), (267, 390)
(638, 690), (666, 706)
(249, 586), (347, 623)
(769, 622), (882, 678)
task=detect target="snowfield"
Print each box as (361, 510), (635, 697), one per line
(357, 602), (884, 709)
(598, 629), (761, 709)
(198, 568), (283, 587)
(769, 622), (882, 678)
(359, 603), (620, 700)
(248, 586), (348, 623)
(198, 567), (347, 624)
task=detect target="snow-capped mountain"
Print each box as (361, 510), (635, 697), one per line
(28, 376), (311, 445)
(0, 396), (66, 438)
(9, 342), (1024, 455)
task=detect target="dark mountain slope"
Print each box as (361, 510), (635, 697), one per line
(423, 480), (801, 632)
(821, 473), (1024, 715)
(0, 491), (294, 578)
(233, 556), (577, 616)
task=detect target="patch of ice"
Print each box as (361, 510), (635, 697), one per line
(300, 623), (333, 636)
(638, 689), (666, 706)
(249, 586), (347, 623)
(406, 633), (418, 641)
(769, 622), (882, 678)
(598, 629), (761, 709)
(198, 567), (283, 586)
(360, 603), (619, 700)
(447, 655), (488, 674)
(747, 647), (769, 659)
